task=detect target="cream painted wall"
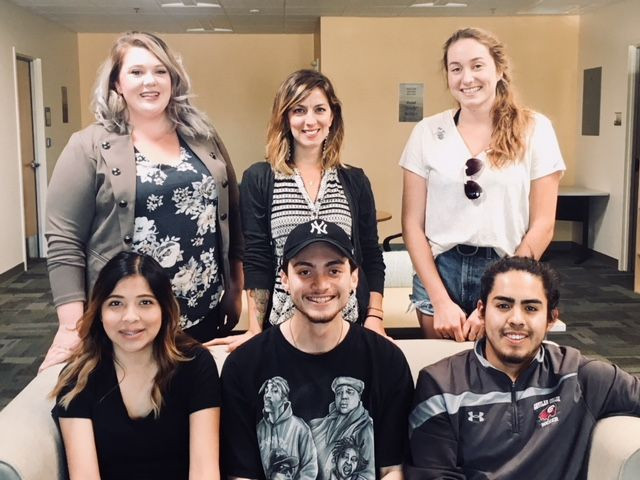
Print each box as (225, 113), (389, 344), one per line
(577, 0), (640, 264)
(320, 16), (579, 242)
(0, 0), (81, 275)
(77, 33), (314, 177)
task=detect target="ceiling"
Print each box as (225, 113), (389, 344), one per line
(10, 0), (621, 34)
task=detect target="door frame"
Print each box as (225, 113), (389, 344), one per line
(623, 45), (640, 272)
(622, 45), (637, 270)
(13, 49), (48, 264)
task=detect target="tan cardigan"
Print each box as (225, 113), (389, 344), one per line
(46, 123), (243, 307)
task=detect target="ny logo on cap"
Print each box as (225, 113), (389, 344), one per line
(310, 220), (328, 235)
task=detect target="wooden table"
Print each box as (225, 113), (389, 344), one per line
(556, 186), (609, 262)
(376, 210), (392, 222)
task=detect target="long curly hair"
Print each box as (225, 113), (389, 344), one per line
(266, 69), (345, 175)
(50, 252), (197, 418)
(92, 31), (214, 140)
(443, 28), (533, 168)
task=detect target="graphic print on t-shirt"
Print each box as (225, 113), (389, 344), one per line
(256, 376), (374, 480)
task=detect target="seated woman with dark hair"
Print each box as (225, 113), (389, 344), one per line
(50, 251), (220, 480)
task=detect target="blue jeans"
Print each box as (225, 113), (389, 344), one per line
(411, 245), (501, 316)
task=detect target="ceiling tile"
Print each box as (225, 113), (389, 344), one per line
(6, 0), (615, 33)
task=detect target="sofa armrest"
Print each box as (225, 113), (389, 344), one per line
(588, 416), (640, 480)
(0, 364), (66, 480)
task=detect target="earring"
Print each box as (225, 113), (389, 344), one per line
(322, 137), (328, 160)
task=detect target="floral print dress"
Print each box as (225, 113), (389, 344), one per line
(132, 138), (223, 331)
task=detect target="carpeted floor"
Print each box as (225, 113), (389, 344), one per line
(544, 247), (640, 374)
(1, 245), (639, 410)
(0, 260), (58, 409)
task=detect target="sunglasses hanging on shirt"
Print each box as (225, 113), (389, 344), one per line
(464, 157), (484, 200)
(453, 110), (486, 200)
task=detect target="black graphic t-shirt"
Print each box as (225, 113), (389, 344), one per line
(221, 325), (414, 480)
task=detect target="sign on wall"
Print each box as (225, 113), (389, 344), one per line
(582, 67), (601, 136)
(399, 83), (423, 122)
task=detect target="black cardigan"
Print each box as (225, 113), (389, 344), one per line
(240, 161), (385, 322)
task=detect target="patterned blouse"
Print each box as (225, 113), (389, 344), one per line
(132, 139), (223, 330)
(269, 167), (357, 325)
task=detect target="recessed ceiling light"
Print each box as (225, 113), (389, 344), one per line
(186, 27), (233, 32)
(163, 2), (220, 7)
(517, 4), (578, 15)
(411, 2), (468, 7)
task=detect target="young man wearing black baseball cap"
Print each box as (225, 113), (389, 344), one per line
(221, 220), (413, 480)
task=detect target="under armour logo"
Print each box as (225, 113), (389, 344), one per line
(310, 220), (328, 235)
(467, 411), (485, 423)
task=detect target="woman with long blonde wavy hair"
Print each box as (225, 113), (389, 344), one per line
(401, 27), (565, 342)
(51, 251), (220, 480)
(41, 31), (243, 372)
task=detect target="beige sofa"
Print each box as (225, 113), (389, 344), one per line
(0, 340), (638, 479)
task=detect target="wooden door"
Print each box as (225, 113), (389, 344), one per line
(16, 57), (39, 260)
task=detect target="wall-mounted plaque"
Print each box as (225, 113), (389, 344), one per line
(399, 83), (423, 122)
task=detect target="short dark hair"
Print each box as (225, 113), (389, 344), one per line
(480, 256), (560, 321)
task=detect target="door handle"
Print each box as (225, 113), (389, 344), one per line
(30, 162), (40, 169)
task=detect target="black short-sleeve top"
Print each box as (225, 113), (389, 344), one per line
(52, 346), (220, 480)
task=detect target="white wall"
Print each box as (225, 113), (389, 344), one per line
(0, 0), (81, 274)
(577, 0), (640, 262)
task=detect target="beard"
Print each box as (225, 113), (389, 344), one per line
(294, 299), (345, 324)
(305, 314), (336, 324)
(493, 347), (537, 370)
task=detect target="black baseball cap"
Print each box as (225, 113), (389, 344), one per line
(282, 220), (357, 268)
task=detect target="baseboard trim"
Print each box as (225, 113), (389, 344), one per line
(0, 263), (24, 283)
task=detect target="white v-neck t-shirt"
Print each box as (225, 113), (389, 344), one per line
(399, 109), (565, 258)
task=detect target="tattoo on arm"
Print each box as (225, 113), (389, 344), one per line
(249, 289), (270, 327)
